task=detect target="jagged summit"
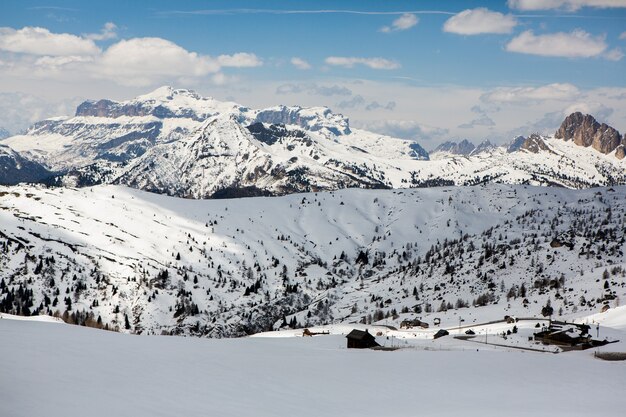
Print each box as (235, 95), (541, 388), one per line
(471, 140), (495, 155)
(555, 112), (623, 157)
(256, 105), (351, 136)
(519, 134), (553, 154)
(431, 139), (475, 156)
(430, 139), (495, 157)
(506, 136), (526, 153)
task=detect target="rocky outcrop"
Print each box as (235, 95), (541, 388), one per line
(408, 143), (429, 160)
(431, 139), (475, 156)
(76, 99), (203, 120)
(471, 140), (496, 156)
(520, 134), (553, 154)
(507, 136), (526, 153)
(555, 112), (622, 155)
(255, 105), (350, 136)
(616, 145), (626, 160)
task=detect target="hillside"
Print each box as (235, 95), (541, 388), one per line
(1, 183), (625, 337)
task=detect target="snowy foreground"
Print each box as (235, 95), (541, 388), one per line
(1, 314), (626, 417)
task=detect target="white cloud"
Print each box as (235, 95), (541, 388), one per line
(290, 57), (311, 70)
(604, 48), (624, 61)
(0, 26), (100, 56)
(508, 0), (626, 11)
(506, 30), (607, 58)
(95, 37), (220, 86)
(0, 26), (264, 88)
(564, 101), (614, 121)
(443, 8), (517, 35)
(34, 55), (94, 69)
(355, 119), (449, 141)
(276, 83), (351, 96)
(84, 22), (118, 41)
(325, 56), (400, 70)
(216, 52), (262, 68)
(481, 83), (581, 103)
(380, 13), (419, 33)
(0, 92), (84, 134)
(365, 101), (396, 111)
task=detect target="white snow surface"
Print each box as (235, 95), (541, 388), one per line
(1, 316), (625, 417)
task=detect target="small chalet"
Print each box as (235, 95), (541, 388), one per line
(346, 329), (380, 349)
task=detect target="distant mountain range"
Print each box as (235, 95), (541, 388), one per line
(0, 86), (625, 193)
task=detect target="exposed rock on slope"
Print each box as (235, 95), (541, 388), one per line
(555, 112), (623, 155)
(114, 115), (391, 197)
(506, 136), (526, 153)
(520, 134), (553, 154)
(431, 139), (476, 156)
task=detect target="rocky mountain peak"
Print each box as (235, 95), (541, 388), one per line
(555, 112), (622, 155)
(254, 105), (350, 136)
(471, 140), (495, 155)
(432, 139), (475, 156)
(506, 136), (526, 153)
(74, 86), (241, 121)
(520, 134), (552, 154)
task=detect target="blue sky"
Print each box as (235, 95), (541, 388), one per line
(1, 0), (625, 147)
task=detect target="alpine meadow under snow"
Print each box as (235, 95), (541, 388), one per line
(2, 1), (626, 416)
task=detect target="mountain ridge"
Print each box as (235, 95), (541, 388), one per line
(0, 87), (625, 192)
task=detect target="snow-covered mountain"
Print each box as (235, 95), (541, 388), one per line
(1, 183), (624, 337)
(0, 144), (52, 185)
(1, 87), (625, 191)
(430, 139), (496, 158)
(1, 87), (430, 194)
(431, 139), (477, 156)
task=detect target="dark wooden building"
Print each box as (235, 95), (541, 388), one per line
(346, 329), (380, 349)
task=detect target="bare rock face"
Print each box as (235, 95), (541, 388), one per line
(520, 134), (552, 154)
(555, 112), (622, 155)
(615, 145), (626, 160)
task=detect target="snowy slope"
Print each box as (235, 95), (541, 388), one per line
(1, 317), (626, 417)
(1, 183), (624, 337)
(0, 144), (53, 185)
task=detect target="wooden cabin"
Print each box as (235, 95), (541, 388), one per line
(346, 329), (380, 349)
